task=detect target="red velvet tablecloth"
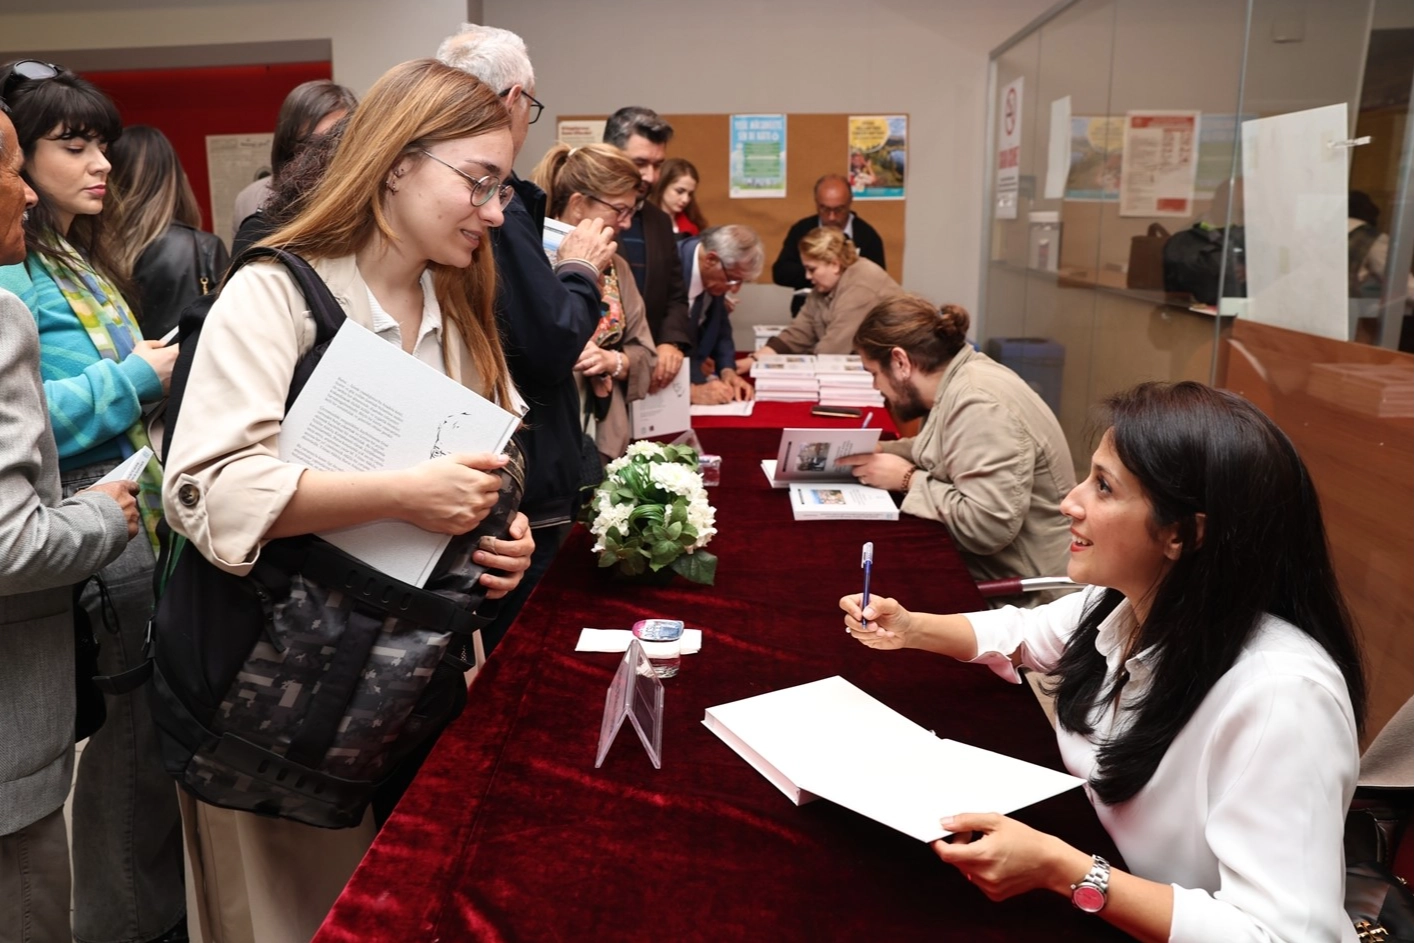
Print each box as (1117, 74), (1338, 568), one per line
(317, 427), (1127, 942)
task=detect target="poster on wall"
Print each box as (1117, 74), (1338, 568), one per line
(1118, 111), (1200, 217)
(206, 133), (273, 242)
(994, 78), (1023, 219)
(557, 119), (606, 147)
(729, 114), (787, 198)
(1064, 116), (1125, 202)
(1193, 114), (1255, 200)
(847, 115), (907, 200)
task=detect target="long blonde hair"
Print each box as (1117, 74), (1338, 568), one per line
(262, 58), (513, 405)
(107, 125), (203, 278)
(530, 142), (642, 219)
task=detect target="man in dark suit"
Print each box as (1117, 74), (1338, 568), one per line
(677, 225), (764, 405)
(604, 106), (692, 392)
(772, 174), (886, 315)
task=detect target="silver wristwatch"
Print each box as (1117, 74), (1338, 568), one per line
(1070, 854), (1111, 913)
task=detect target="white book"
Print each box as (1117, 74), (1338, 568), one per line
(630, 359), (692, 439)
(279, 320), (521, 587)
(541, 216), (574, 264)
(752, 357), (817, 375)
(768, 427), (881, 485)
(689, 400), (755, 417)
(97, 446), (155, 485)
(703, 676), (1084, 842)
(789, 482), (900, 520)
(753, 324), (788, 341)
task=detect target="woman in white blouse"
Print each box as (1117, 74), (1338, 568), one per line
(841, 381), (1366, 943)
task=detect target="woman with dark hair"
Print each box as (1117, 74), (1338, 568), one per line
(108, 124), (230, 337)
(841, 381), (1366, 942)
(648, 156), (705, 238)
(0, 60), (186, 943)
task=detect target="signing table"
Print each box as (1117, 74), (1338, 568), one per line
(316, 424), (1128, 942)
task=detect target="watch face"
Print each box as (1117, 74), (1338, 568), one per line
(1072, 884), (1106, 913)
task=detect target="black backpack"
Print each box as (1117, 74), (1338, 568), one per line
(1162, 223), (1246, 305)
(134, 248), (523, 828)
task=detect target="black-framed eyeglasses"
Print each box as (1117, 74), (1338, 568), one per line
(419, 149), (513, 208)
(498, 86), (544, 125)
(712, 253), (745, 290)
(1, 59), (62, 103)
(582, 192), (642, 223)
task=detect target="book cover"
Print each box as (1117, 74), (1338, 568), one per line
(769, 427), (881, 485)
(789, 482), (900, 521)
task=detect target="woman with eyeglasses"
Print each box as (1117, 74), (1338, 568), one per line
(648, 156), (706, 239)
(741, 225), (903, 368)
(531, 142), (658, 461)
(0, 60), (188, 943)
(160, 58), (534, 941)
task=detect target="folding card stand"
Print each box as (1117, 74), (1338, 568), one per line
(595, 639), (665, 769)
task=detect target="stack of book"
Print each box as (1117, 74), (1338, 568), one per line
(753, 355), (820, 402)
(753, 324), (788, 347)
(815, 355), (885, 408)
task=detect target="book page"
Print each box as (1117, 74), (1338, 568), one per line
(631, 359), (692, 439)
(772, 427), (882, 482)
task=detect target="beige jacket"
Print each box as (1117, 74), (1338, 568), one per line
(766, 257), (903, 355)
(584, 254), (658, 459)
(878, 346), (1075, 590)
(162, 254), (502, 576)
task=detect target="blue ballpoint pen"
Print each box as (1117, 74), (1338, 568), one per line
(857, 541), (874, 633)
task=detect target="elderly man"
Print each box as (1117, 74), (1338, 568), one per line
(772, 174), (886, 315)
(436, 24), (618, 655)
(603, 106), (692, 393)
(678, 225), (764, 404)
(0, 105), (139, 938)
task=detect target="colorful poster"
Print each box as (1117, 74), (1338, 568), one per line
(847, 115), (907, 201)
(557, 119), (605, 147)
(1064, 116), (1125, 202)
(729, 114), (786, 198)
(1119, 111), (1200, 218)
(995, 78), (1023, 218)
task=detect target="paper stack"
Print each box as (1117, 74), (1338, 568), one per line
(753, 355), (820, 403)
(815, 355), (884, 407)
(753, 324), (788, 346)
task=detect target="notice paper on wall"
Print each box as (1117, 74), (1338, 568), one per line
(279, 320), (522, 587)
(1044, 96), (1071, 200)
(631, 359), (691, 440)
(557, 119), (606, 147)
(1118, 111), (1199, 218)
(206, 133), (273, 240)
(730, 114), (787, 198)
(995, 77), (1023, 219)
(1240, 104), (1350, 340)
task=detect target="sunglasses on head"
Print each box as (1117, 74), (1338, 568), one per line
(1, 59), (63, 103)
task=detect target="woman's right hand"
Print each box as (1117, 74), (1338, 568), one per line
(397, 452), (507, 535)
(556, 218), (618, 273)
(839, 593), (913, 650)
(132, 340), (180, 393)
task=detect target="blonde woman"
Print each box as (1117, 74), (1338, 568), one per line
(162, 59), (534, 942)
(107, 124), (230, 337)
(531, 142), (657, 461)
(743, 226), (903, 366)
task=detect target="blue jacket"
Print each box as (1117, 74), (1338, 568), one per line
(677, 236), (735, 384)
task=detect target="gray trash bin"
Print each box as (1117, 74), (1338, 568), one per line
(983, 338), (1064, 417)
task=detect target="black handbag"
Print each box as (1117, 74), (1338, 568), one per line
(72, 577), (106, 742)
(1347, 793), (1414, 942)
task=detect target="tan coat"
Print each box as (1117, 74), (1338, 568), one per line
(878, 347), (1075, 592)
(584, 254), (658, 459)
(766, 256), (903, 355)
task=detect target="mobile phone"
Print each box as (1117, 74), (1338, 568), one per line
(810, 405), (863, 419)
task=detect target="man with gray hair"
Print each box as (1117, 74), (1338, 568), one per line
(677, 225), (764, 404)
(603, 106), (692, 394)
(436, 24), (617, 656)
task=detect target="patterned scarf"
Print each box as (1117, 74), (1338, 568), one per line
(594, 265), (626, 349)
(35, 238), (164, 555)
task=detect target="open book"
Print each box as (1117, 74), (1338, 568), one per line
(761, 427), (881, 488)
(704, 676), (1084, 843)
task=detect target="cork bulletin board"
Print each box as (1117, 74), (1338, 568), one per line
(558, 113), (907, 284)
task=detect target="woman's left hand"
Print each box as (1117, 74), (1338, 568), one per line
(476, 512), (535, 599)
(575, 341), (616, 378)
(931, 813), (1087, 902)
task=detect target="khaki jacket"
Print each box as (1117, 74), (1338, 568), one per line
(162, 255), (499, 576)
(767, 257), (903, 355)
(878, 346), (1075, 588)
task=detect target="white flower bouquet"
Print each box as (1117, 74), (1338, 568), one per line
(585, 441), (718, 585)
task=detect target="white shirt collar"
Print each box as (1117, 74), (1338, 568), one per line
(367, 270), (440, 348)
(688, 246), (705, 309)
(818, 212), (856, 241)
(1093, 597), (1155, 688)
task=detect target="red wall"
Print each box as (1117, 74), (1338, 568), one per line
(84, 61), (332, 234)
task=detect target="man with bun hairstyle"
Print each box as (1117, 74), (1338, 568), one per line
(840, 295), (1074, 602)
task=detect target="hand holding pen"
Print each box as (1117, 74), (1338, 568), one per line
(856, 541), (873, 634)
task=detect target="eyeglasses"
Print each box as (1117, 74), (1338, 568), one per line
(499, 86), (545, 125)
(419, 149), (513, 208)
(1, 60), (62, 103)
(582, 192), (643, 224)
(713, 254), (745, 290)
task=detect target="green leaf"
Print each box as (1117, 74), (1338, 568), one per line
(651, 540), (679, 564)
(671, 550), (717, 585)
(598, 551), (619, 568)
(620, 554), (647, 576)
(666, 521), (682, 540)
(629, 504), (664, 526)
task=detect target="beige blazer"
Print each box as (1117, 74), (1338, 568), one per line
(162, 255), (500, 576)
(767, 256), (903, 356)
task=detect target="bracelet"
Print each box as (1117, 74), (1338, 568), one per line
(553, 257), (600, 276)
(613, 350), (625, 379)
(900, 466), (917, 492)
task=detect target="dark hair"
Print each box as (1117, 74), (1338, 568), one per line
(1349, 190), (1380, 228)
(1050, 381), (1367, 805)
(648, 156), (706, 229)
(853, 294), (970, 372)
(270, 79), (357, 176)
(107, 125), (203, 277)
(603, 106), (673, 148)
(262, 114), (348, 229)
(4, 64), (130, 292)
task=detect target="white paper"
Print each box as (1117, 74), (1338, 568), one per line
(689, 401), (755, 417)
(96, 446), (154, 485)
(205, 133), (272, 243)
(995, 77), (1023, 220)
(630, 359), (691, 440)
(575, 628), (703, 654)
(1119, 111), (1200, 217)
(279, 321), (521, 586)
(772, 427), (882, 483)
(541, 216), (574, 264)
(1240, 105), (1350, 340)
(1044, 96), (1072, 200)
(704, 676), (1084, 842)
(557, 119), (606, 147)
